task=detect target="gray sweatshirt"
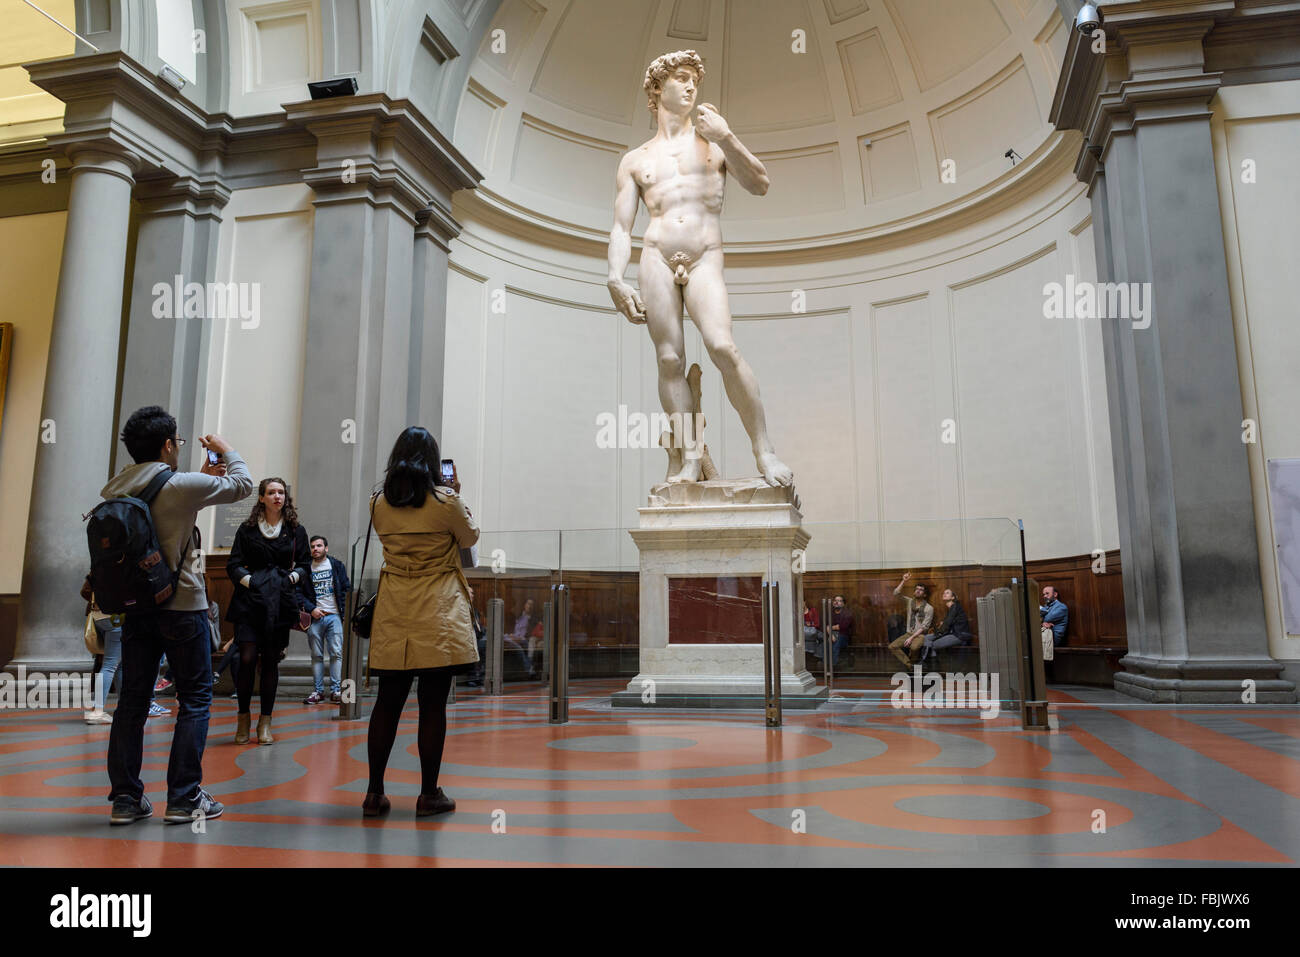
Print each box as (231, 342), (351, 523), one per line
(100, 452), (255, 611)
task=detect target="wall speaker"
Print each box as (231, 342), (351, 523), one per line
(308, 78), (358, 100)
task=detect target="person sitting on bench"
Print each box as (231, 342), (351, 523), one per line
(921, 589), (972, 662)
(1040, 585), (1069, 647)
(802, 599), (822, 658)
(809, 595), (854, 665)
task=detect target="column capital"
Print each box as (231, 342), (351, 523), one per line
(415, 202), (464, 251)
(61, 142), (143, 185)
(1050, 0), (1270, 184)
(287, 92), (482, 222)
(301, 159), (430, 224)
(133, 174), (232, 218)
(25, 51), (210, 181)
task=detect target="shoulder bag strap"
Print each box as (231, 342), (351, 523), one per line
(355, 494), (379, 595)
(138, 467), (176, 505)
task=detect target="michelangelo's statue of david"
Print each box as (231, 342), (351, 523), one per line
(607, 50), (793, 489)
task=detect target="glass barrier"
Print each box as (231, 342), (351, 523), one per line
(432, 518), (1035, 721)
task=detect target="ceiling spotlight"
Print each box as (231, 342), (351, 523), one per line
(158, 63), (185, 91)
(1076, 2), (1102, 37)
(1005, 148), (1023, 167)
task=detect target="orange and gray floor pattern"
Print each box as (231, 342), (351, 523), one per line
(1, 681), (1297, 866)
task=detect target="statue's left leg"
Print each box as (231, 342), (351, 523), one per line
(682, 254), (793, 488)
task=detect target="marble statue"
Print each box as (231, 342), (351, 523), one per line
(659, 363), (720, 483)
(607, 50), (794, 488)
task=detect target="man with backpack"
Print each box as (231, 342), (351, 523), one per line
(95, 406), (253, 825)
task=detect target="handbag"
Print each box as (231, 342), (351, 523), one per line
(84, 613), (104, 656)
(350, 494), (380, 639)
(1041, 625), (1055, 662)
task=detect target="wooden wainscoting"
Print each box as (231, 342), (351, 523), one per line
(199, 550), (1126, 683)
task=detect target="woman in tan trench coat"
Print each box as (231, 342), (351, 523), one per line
(362, 426), (479, 818)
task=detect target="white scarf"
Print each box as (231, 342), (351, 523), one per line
(258, 517), (283, 539)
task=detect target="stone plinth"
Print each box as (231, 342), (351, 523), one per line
(617, 479), (822, 705)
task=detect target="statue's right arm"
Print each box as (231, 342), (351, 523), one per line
(607, 157), (646, 323)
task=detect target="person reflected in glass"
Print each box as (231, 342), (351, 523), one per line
(921, 588), (972, 664)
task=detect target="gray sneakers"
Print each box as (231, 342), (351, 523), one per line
(163, 788), (224, 825)
(109, 794), (153, 826)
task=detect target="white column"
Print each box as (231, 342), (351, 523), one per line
(14, 146), (138, 670)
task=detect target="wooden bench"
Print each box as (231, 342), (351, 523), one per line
(1050, 645), (1126, 684)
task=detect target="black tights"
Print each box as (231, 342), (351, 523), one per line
(236, 642), (280, 716)
(367, 672), (453, 796)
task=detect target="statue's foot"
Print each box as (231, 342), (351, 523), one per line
(757, 451), (794, 488)
(667, 456), (704, 484)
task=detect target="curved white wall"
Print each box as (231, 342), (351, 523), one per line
(1214, 78), (1300, 660)
(442, 139), (1120, 563)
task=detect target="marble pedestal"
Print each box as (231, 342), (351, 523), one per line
(614, 479), (823, 707)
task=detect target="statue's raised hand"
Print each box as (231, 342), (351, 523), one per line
(608, 279), (647, 324)
(694, 103), (731, 143)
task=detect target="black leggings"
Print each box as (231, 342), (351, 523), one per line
(366, 671), (453, 796)
(235, 625), (284, 716)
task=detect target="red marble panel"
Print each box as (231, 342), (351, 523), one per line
(668, 576), (762, 644)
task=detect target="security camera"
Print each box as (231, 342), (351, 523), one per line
(1075, 2), (1102, 37)
(158, 63), (186, 91)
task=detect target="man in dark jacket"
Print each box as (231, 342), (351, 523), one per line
(102, 407), (253, 826)
(303, 535), (351, 704)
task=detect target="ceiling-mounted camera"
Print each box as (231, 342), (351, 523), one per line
(1076, 2), (1103, 37)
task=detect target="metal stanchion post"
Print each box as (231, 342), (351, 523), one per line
(770, 581), (782, 726)
(560, 585), (569, 720)
(762, 581), (772, 720)
(762, 581), (781, 727)
(338, 591), (363, 720)
(821, 596), (834, 695)
(486, 598), (504, 696)
(542, 600), (552, 692)
(549, 584), (569, 724)
(1018, 521), (1049, 730)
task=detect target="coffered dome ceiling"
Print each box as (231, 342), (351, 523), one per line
(452, 0), (1072, 252)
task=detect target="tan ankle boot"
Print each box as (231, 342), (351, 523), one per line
(234, 713), (250, 744)
(257, 715), (273, 745)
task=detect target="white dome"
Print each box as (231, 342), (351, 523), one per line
(453, 0), (1070, 250)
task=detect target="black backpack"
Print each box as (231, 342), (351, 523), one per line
(84, 468), (179, 613)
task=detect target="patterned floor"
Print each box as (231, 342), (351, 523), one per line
(1, 680), (1297, 866)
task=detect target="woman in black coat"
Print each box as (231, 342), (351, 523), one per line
(225, 477), (310, 745)
(921, 588), (973, 664)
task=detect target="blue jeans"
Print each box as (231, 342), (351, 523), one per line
(96, 625), (122, 711)
(804, 630), (848, 664)
(307, 614), (344, 694)
(107, 609), (212, 807)
(922, 634), (970, 660)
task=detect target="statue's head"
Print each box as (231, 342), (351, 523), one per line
(643, 50), (705, 119)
